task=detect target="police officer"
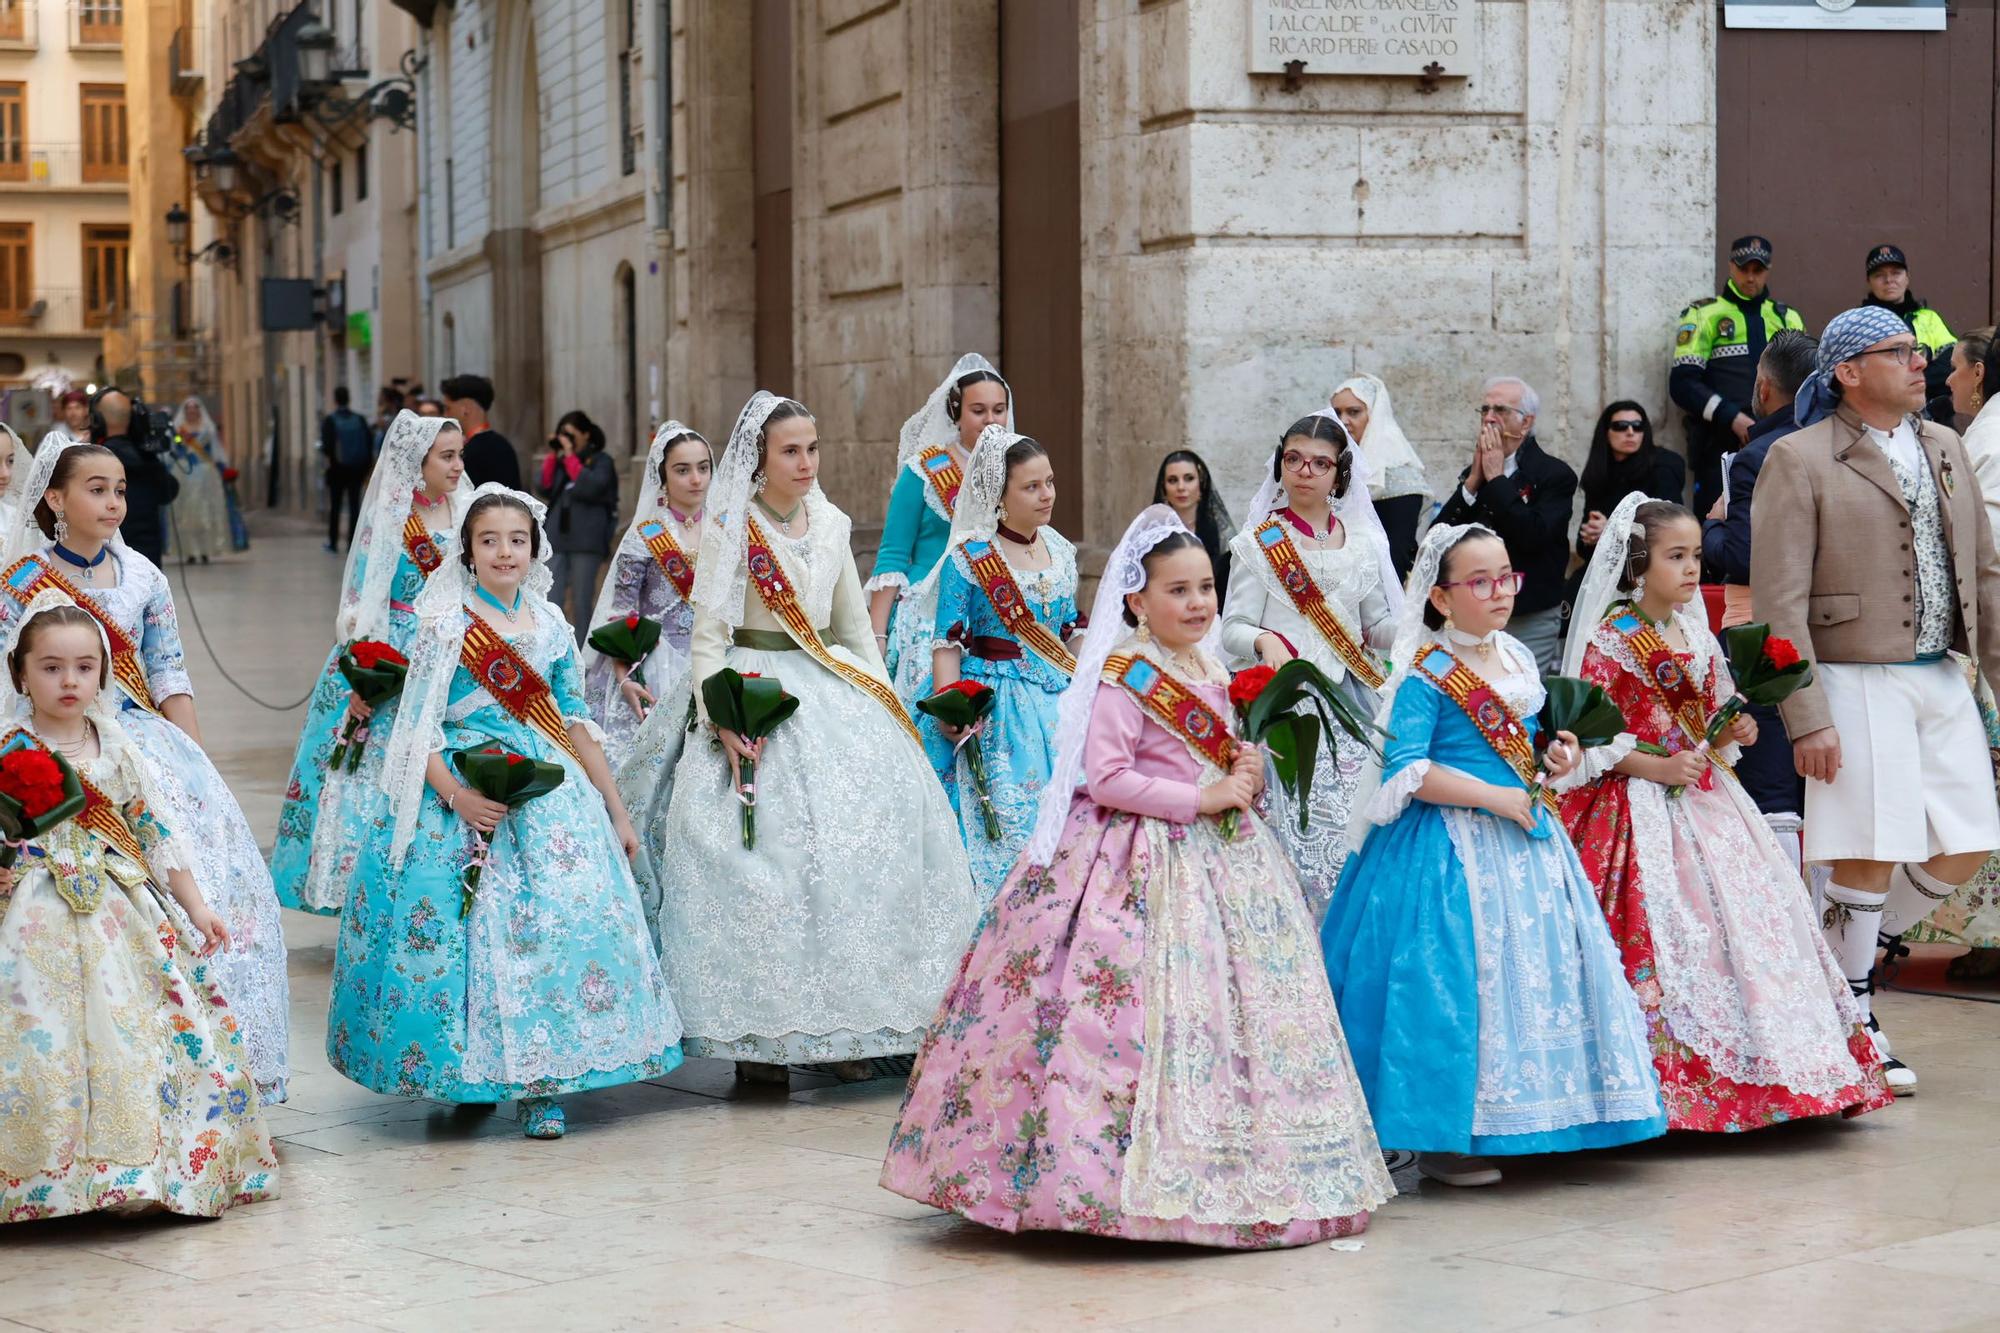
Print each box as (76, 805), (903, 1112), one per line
(1861, 243), (1956, 414)
(1669, 235), (1808, 516)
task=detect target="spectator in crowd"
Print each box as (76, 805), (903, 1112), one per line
(1947, 327), (2000, 534)
(1329, 372), (1432, 580)
(318, 385), (376, 552)
(1572, 400), (1684, 576)
(1860, 244), (1955, 413)
(1151, 449), (1235, 608)
(91, 388), (181, 567)
(540, 410), (620, 643)
(414, 397), (444, 418)
(47, 390), (91, 446)
(1433, 374), (1577, 674)
(1701, 327), (1817, 838)
(443, 374), (519, 489)
(1669, 235), (1808, 515)
(373, 385), (407, 449)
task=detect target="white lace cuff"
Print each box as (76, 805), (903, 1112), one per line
(1550, 732), (1637, 793)
(863, 571), (909, 596)
(1366, 759), (1431, 823)
(147, 831), (195, 876)
(566, 715), (608, 748)
(1713, 739), (1742, 767)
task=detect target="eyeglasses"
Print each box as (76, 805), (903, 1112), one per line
(1438, 572), (1526, 600)
(1851, 343), (1927, 368)
(1476, 404), (1524, 420)
(1608, 419), (1645, 434)
(1280, 450), (1338, 477)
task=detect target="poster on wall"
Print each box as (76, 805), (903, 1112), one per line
(1724, 0), (1945, 30)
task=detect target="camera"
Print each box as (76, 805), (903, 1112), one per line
(132, 398), (176, 456)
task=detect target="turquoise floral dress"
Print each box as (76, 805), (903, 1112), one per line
(913, 532), (1080, 899)
(326, 601), (683, 1102)
(868, 464), (954, 687)
(271, 520), (452, 915)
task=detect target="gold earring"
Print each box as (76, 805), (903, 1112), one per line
(1136, 612), (1152, 643)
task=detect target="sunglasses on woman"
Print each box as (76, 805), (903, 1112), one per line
(1608, 419), (1645, 434)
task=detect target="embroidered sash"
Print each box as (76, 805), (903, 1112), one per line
(637, 518), (698, 601)
(960, 539), (1077, 677)
(1, 557), (161, 717)
(743, 515), (922, 743)
(1607, 610), (1734, 778)
(915, 445), (963, 519)
(459, 614), (584, 762)
(1408, 644), (1557, 811)
(77, 772), (151, 870)
(1251, 517), (1387, 690)
(402, 510), (444, 577)
(1102, 652), (1238, 772)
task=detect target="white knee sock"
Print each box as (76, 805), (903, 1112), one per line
(1766, 813), (1804, 877)
(1884, 862), (1959, 937)
(1823, 879), (1888, 1019)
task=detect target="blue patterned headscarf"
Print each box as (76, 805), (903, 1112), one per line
(1794, 305), (1913, 428)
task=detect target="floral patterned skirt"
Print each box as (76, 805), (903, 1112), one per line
(0, 873), (278, 1223)
(881, 796), (1392, 1249)
(1560, 773), (1892, 1131)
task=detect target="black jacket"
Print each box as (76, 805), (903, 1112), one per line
(1574, 449), (1687, 562)
(463, 428), (521, 491)
(1701, 408), (1795, 586)
(102, 433), (181, 560)
(1433, 435), (1578, 617)
(542, 450), (620, 556)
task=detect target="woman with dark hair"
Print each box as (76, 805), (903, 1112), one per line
(1152, 449), (1235, 608)
(1568, 402), (1683, 618)
(540, 409), (620, 644)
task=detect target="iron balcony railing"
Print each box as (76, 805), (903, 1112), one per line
(0, 143), (129, 189)
(68, 0), (122, 51)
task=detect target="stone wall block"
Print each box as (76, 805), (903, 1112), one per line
(806, 288), (906, 365)
(1357, 126), (1526, 238)
(817, 199), (905, 298)
(909, 286), (1001, 365)
(819, 0), (896, 35)
(820, 100), (908, 207)
(1182, 249), (1494, 341)
(1601, 124), (1709, 251)
(1138, 0), (1191, 125)
(820, 5), (907, 123)
(1604, 0), (1715, 129)
(1137, 126), (1194, 246)
(1184, 121), (1360, 239)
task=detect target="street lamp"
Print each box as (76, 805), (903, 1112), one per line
(207, 146), (242, 194)
(166, 203), (191, 261)
(296, 16), (336, 92)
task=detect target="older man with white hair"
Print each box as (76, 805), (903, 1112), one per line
(1433, 374), (1579, 673)
(1754, 305), (2000, 1095)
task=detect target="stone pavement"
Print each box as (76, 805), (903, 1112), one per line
(6, 520), (2000, 1333)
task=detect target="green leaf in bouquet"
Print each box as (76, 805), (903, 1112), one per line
(450, 746), (567, 806)
(1263, 713), (1323, 833)
(1244, 658), (1389, 763)
(914, 681), (996, 730)
(1536, 676), (1627, 751)
(588, 615), (664, 665)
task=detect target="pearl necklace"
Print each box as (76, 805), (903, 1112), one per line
(41, 719), (95, 760)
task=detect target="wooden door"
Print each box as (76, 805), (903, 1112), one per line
(82, 224), (129, 327)
(1000, 0), (1084, 536)
(751, 0), (793, 397)
(80, 85), (128, 184)
(0, 223), (29, 324)
(0, 84), (23, 183)
(1717, 14), (2000, 331)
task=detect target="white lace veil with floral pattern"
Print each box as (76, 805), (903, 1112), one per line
(581, 419), (708, 679)
(1239, 409), (1404, 620)
(338, 410), (469, 645)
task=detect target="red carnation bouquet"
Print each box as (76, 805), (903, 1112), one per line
(915, 678), (1000, 839)
(0, 729), (88, 869)
(449, 744), (566, 916)
(328, 639), (411, 772)
(701, 668), (800, 850)
(1225, 660), (1386, 840)
(587, 613), (664, 695)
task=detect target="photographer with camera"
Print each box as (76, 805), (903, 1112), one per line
(91, 388), (182, 566)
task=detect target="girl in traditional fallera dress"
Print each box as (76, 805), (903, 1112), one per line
(582, 420), (710, 769)
(0, 438), (292, 1101)
(869, 354), (1014, 700)
(633, 391), (974, 1082)
(1321, 523), (1665, 1189)
(1554, 495), (1892, 1130)
(0, 594), (278, 1221)
(163, 397), (231, 566)
(326, 487), (680, 1139)
(882, 506), (1393, 1247)
(905, 426), (1081, 898)
(1223, 411), (1399, 921)
(270, 412), (469, 915)
(0, 424), (19, 538)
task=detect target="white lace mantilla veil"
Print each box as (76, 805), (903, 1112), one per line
(581, 418), (705, 678)
(1561, 490), (1650, 681)
(377, 482), (557, 866)
(1023, 504), (1210, 868)
(891, 422), (1024, 699)
(1238, 409), (1404, 621)
(1334, 372), (1430, 497)
(692, 390), (835, 635)
(172, 396), (222, 460)
(2, 433), (128, 572)
(0, 587), (194, 875)
(1345, 520), (1495, 851)
(866, 354), (1015, 596)
(339, 410), (468, 645)
(0, 423), (21, 527)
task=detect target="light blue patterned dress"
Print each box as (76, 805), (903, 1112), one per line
(1320, 632), (1666, 1156)
(270, 519), (452, 915)
(326, 601), (682, 1102)
(867, 464), (954, 685)
(913, 532), (1079, 899)
(0, 547), (292, 1101)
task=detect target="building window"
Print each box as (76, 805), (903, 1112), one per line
(75, 1), (122, 46)
(80, 84), (127, 183)
(0, 84), (23, 184)
(0, 222), (29, 324)
(81, 223), (128, 327)
(331, 159), (343, 215)
(0, 2), (27, 44)
(356, 143), (368, 201)
(617, 0), (636, 177)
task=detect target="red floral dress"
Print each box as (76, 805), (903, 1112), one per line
(1557, 610), (1893, 1132)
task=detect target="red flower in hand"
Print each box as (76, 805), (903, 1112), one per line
(1763, 636), (1801, 671)
(1228, 665), (1277, 709)
(504, 754), (525, 766)
(348, 640), (407, 670)
(0, 748), (68, 817)
(942, 679), (988, 700)
(741, 672), (762, 679)
(623, 614), (641, 630)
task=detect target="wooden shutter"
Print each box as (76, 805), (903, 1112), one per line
(80, 85), (127, 184)
(0, 223), (30, 323)
(82, 224), (129, 327)
(0, 84), (23, 183)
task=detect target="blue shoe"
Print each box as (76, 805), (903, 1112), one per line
(521, 1098), (566, 1139)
